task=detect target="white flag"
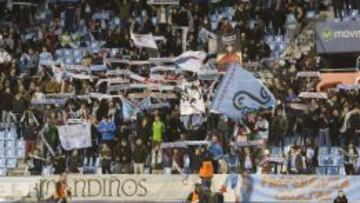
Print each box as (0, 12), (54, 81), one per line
(131, 32), (158, 49)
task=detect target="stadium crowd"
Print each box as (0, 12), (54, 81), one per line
(0, 0), (359, 181)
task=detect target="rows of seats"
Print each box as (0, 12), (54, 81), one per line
(0, 125), (25, 176)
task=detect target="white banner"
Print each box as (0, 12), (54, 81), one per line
(180, 86), (206, 116)
(131, 32), (158, 49)
(57, 123), (91, 150)
(147, 0), (179, 5)
(2, 175), (360, 202)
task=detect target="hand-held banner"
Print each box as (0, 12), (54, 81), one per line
(57, 123), (92, 150)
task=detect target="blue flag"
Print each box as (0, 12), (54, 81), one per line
(211, 63), (276, 120)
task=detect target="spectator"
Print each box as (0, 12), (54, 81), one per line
(53, 151), (67, 175)
(287, 146), (304, 174)
(152, 115), (165, 146)
(254, 114), (269, 142)
(28, 149), (47, 175)
(133, 138), (148, 174)
(100, 144), (112, 174)
(69, 150), (80, 173)
(239, 148), (257, 174)
(209, 135), (223, 173)
(199, 148), (214, 188)
(98, 115), (116, 149)
(334, 190), (348, 203)
(151, 144), (163, 174)
(271, 109), (288, 147)
(115, 138), (132, 174)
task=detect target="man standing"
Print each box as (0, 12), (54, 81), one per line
(152, 115), (165, 146)
(133, 138), (148, 174)
(98, 115), (116, 150)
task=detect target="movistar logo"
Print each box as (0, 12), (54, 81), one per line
(321, 28), (333, 41)
(321, 27), (360, 41)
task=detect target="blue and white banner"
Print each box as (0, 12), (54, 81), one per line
(57, 123), (91, 150)
(211, 63), (276, 120)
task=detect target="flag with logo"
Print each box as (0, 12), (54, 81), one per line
(130, 32), (158, 49)
(211, 63), (276, 120)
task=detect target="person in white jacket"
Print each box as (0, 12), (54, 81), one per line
(255, 115), (269, 142)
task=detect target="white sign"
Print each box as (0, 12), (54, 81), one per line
(147, 0), (179, 5)
(180, 87), (206, 115)
(58, 123), (91, 150)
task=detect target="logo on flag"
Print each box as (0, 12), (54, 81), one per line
(211, 63), (276, 120)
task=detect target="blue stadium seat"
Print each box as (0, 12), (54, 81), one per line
(73, 49), (83, 58)
(351, 10), (359, 17)
(0, 159), (6, 168)
(74, 55), (83, 64)
(110, 48), (120, 57)
(6, 159), (17, 168)
(327, 167), (339, 175)
(0, 140), (4, 148)
(16, 149), (25, 158)
(16, 140), (25, 149)
(113, 17), (121, 26)
(55, 49), (65, 58)
(0, 131), (4, 140)
(64, 57), (74, 65)
(91, 42), (100, 53)
(275, 35), (283, 43)
(0, 148), (5, 158)
(5, 149), (16, 158)
(271, 147), (282, 156)
(64, 49), (73, 56)
(0, 168), (6, 176)
(319, 147), (330, 155)
(316, 167), (327, 175)
(6, 140), (15, 148)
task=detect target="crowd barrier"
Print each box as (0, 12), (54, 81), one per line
(1, 174), (360, 202)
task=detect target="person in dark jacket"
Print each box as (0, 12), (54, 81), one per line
(28, 149), (47, 175)
(334, 190), (348, 203)
(133, 138), (148, 174)
(69, 150), (80, 173)
(115, 138), (132, 174)
(1, 87), (14, 126)
(100, 144), (112, 174)
(53, 152), (67, 175)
